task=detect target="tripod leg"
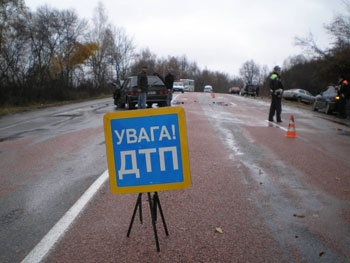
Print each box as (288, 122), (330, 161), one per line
(127, 193), (142, 237)
(154, 192), (169, 236)
(148, 192), (160, 252)
(139, 194), (143, 224)
(152, 193), (158, 223)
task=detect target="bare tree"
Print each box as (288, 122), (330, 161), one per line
(294, 2), (350, 58)
(131, 48), (157, 75)
(0, 0), (26, 48)
(324, 1), (350, 48)
(0, 0), (29, 104)
(294, 32), (328, 58)
(50, 10), (89, 87)
(111, 27), (135, 81)
(22, 5), (89, 100)
(87, 1), (115, 89)
(166, 56), (181, 78)
(178, 55), (190, 79)
(239, 60), (260, 85)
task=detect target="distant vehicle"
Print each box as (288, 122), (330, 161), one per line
(113, 75), (168, 109)
(172, 81), (184, 93)
(240, 84), (257, 96)
(312, 86), (340, 115)
(204, 85), (213, 93)
(283, 89), (315, 104)
(180, 79), (195, 92)
(228, 87), (240, 94)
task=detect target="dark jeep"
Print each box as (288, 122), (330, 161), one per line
(240, 84), (258, 96)
(113, 75), (168, 109)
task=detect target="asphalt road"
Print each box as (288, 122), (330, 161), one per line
(1, 94), (350, 263)
(0, 99), (113, 263)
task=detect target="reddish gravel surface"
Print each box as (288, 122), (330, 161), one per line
(41, 93), (350, 263)
(42, 96), (288, 263)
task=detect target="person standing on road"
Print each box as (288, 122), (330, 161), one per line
(137, 66), (149, 109)
(268, 65), (284, 122)
(337, 75), (349, 118)
(164, 70), (175, 106)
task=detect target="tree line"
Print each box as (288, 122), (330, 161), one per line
(0, 0), (241, 106)
(1, 0), (350, 107)
(241, 0), (350, 97)
(270, 1), (350, 96)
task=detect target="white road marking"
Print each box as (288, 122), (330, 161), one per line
(21, 170), (109, 263)
(267, 120), (288, 131)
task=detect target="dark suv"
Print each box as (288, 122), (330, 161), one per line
(113, 75), (168, 109)
(240, 84), (257, 96)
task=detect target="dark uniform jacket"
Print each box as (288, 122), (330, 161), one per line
(270, 73), (284, 96)
(137, 70), (148, 92)
(164, 73), (175, 90)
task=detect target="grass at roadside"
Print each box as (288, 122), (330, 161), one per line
(0, 94), (111, 117)
(0, 102), (70, 116)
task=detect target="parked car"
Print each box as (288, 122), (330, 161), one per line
(312, 86), (340, 114)
(172, 81), (184, 93)
(282, 89), (315, 104)
(113, 75), (168, 109)
(229, 87), (240, 94)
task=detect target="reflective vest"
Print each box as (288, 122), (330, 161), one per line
(270, 73), (278, 80)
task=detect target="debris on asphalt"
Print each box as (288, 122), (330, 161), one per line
(215, 227), (223, 234)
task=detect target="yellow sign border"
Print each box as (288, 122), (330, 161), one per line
(103, 106), (191, 194)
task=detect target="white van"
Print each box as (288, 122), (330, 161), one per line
(203, 85), (213, 93)
(172, 81), (184, 93)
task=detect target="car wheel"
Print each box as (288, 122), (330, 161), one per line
(312, 101), (318, 111)
(127, 97), (136, 110)
(117, 100), (125, 109)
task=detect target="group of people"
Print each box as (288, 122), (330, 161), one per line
(268, 65), (350, 121)
(136, 66), (174, 109)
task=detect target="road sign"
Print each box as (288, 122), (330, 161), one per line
(104, 107), (191, 194)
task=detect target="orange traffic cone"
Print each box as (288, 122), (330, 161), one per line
(211, 91), (215, 98)
(285, 115), (297, 138)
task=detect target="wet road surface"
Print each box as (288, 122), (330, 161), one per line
(1, 94), (350, 262)
(0, 99), (112, 263)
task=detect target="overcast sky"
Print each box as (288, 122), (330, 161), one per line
(25, 0), (343, 76)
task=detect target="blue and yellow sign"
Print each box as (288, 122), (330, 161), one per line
(104, 107), (191, 194)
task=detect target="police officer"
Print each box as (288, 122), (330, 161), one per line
(137, 66), (148, 109)
(164, 70), (175, 106)
(268, 65), (284, 122)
